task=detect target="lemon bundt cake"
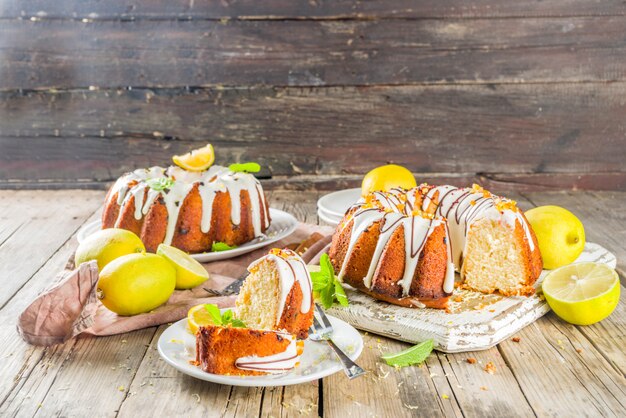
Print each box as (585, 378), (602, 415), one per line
(195, 326), (304, 376)
(102, 165), (270, 253)
(236, 248), (314, 339)
(329, 184), (542, 309)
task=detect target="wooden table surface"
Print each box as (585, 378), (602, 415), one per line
(1, 188), (625, 417)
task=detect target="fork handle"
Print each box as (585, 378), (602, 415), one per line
(325, 338), (366, 379)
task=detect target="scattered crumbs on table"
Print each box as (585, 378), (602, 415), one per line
(441, 394), (449, 399)
(453, 295), (464, 303)
(480, 386), (488, 391)
(512, 336), (521, 343)
(576, 348), (584, 354)
(404, 403), (420, 410)
(484, 362), (497, 375)
(466, 358), (477, 364)
(192, 393), (200, 403)
(121, 339), (127, 344)
(429, 373), (438, 378)
(118, 385), (125, 392)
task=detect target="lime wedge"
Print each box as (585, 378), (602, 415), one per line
(157, 244), (209, 290)
(381, 339), (434, 367)
(542, 262), (620, 325)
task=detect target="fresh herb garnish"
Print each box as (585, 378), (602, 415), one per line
(228, 162), (261, 173)
(310, 253), (348, 309)
(146, 177), (175, 192)
(203, 304), (246, 328)
(381, 339), (434, 368)
(211, 242), (237, 252)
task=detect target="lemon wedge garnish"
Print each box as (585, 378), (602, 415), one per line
(172, 144), (215, 172)
(187, 304), (217, 335)
(542, 262), (620, 325)
(157, 244), (209, 290)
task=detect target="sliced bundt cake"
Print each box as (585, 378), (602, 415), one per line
(329, 184), (542, 309)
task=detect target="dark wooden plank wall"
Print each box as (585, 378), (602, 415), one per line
(0, 1), (624, 191)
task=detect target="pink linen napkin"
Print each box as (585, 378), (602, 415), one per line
(17, 223), (333, 346)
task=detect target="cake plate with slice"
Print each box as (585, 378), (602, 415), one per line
(157, 312), (364, 387)
(76, 208), (298, 262)
(327, 242), (616, 353)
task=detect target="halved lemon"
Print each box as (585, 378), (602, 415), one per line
(157, 244), (209, 289)
(542, 262), (620, 325)
(187, 304), (217, 335)
(172, 144), (215, 172)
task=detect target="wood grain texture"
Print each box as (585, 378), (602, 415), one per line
(1, 190), (625, 417)
(1, 83), (624, 190)
(1, 0), (625, 20)
(1, 17), (625, 90)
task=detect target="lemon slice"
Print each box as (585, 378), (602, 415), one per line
(381, 339), (434, 367)
(361, 164), (417, 197)
(172, 144), (215, 172)
(542, 262), (620, 325)
(187, 304), (217, 335)
(157, 244), (209, 290)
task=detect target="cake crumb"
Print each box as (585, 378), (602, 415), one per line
(466, 358), (477, 364)
(480, 386), (488, 391)
(512, 337), (521, 343)
(404, 403), (420, 410)
(484, 362), (496, 374)
(453, 295), (464, 303)
(576, 348), (583, 354)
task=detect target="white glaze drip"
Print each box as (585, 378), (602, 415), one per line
(235, 333), (299, 374)
(110, 165), (269, 246)
(249, 249), (313, 324)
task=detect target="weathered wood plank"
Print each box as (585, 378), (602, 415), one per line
(1, 17), (625, 89)
(498, 311), (626, 417)
(1, 84), (624, 190)
(0, 191), (102, 308)
(1, 0), (625, 20)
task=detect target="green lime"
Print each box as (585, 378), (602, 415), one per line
(381, 339), (434, 367)
(157, 244), (209, 289)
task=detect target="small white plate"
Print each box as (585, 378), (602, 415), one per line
(77, 208), (298, 262)
(317, 188), (362, 218)
(317, 209), (341, 226)
(157, 313), (364, 387)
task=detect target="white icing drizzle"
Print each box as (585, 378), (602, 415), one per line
(110, 165), (269, 246)
(249, 249), (313, 324)
(337, 184), (537, 300)
(235, 333), (300, 374)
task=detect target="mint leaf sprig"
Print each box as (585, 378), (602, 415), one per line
(310, 254), (349, 309)
(146, 177), (175, 192)
(211, 241), (238, 252)
(203, 304), (246, 328)
(381, 339), (434, 368)
(229, 162), (261, 173)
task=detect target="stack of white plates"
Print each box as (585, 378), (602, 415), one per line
(316, 188), (362, 226)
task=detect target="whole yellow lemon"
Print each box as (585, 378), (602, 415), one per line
(75, 228), (145, 271)
(97, 253), (176, 316)
(525, 205), (585, 269)
(361, 164), (417, 197)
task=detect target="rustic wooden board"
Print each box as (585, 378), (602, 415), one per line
(1, 83), (625, 190)
(2, 0), (625, 20)
(328, 243), (616, 353)
(1, 17), (625, 90)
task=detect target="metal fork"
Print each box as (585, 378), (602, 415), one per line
(309, 303), (366, 379)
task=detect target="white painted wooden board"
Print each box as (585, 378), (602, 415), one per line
(327, 242), (616, 353)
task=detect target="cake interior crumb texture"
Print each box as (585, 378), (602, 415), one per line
(236, 259), (280, 330)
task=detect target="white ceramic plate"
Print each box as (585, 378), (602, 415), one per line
(76, 208), (298, 262)
(317, 209), (341, 226)
(157, 313), (364, 387)
(317, 188), (362, 218)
